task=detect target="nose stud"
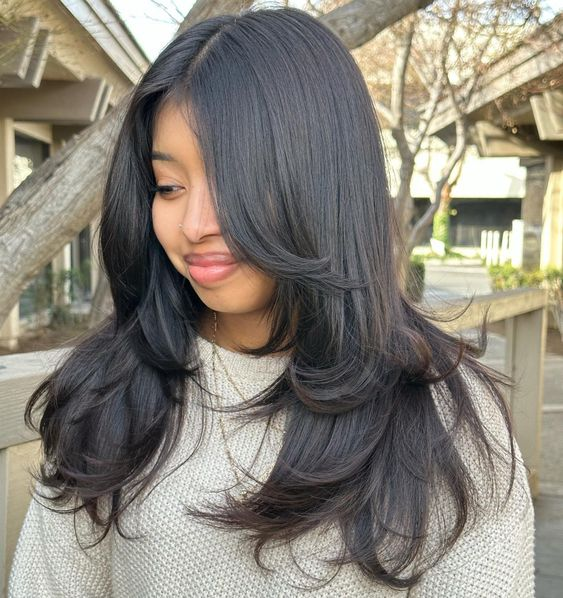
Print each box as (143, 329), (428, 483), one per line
(178, 224), (183, 229)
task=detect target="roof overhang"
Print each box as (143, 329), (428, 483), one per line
(427, 14), (563, 157)
(58, 0), (150, 85)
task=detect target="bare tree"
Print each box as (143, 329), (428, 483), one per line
(353, 0), (544, 278)
(0, 0), (434, 327)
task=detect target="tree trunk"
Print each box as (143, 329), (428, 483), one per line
(318, 0), (433, 49)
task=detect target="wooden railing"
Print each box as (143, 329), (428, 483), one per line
(0, 287), (548, 596)
(432, 287), (548, 499)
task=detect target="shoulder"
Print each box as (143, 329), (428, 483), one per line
(429, 360), (533, 524)
(405, 362), (536, 595)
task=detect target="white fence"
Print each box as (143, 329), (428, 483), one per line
(480, 219), (527, 267)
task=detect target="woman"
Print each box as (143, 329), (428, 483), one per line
(9, 6), (534, 597)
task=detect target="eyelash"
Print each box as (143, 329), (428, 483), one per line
(152, 185), (183, 197)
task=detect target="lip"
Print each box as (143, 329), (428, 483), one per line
(183, 252), (239, 285)
(183, 252), (236, 266)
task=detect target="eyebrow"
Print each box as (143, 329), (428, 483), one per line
(151, 151), (177, 162)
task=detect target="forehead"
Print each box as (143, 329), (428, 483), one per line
(152, 101), (202, 168)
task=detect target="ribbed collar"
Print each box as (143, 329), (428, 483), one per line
(194, 333), (292, 383)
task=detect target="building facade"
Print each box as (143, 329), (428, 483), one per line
(0, 0), (150, 349)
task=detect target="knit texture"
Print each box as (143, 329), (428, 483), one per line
(8, 334), (535, 597)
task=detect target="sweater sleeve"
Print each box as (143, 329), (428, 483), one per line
(408, 366), (535, 598)
(408, 442), (535, 597)
(7, 480), (112, 598)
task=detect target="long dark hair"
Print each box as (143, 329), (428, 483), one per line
(25, 6), (524, 591)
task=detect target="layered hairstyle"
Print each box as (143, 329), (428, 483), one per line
(25, 6), (522, 591)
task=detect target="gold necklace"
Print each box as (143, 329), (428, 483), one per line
(210, 310), (252, 499)
(209, 311), (287, 500)
(211, 310), (256, 403)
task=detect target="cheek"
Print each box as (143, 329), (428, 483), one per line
(151, 200), (172, 247)
(239, 267), (277, 303)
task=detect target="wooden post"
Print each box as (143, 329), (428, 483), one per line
(504, 299), (548, 497)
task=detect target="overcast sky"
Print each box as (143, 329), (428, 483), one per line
(111, 0), (314, 61)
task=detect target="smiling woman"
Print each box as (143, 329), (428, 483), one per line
(8, 5), (534, 598)
(150, 101), (278, 345)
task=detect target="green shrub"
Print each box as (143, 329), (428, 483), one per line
(406, 256), (425, 302)
(544, 266), (563, 291)
(487, 264), (562, 292)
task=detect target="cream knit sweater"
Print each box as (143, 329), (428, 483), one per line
(8, 334), (535, 597)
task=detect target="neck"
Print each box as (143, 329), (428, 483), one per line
(197, 308), (276, 353)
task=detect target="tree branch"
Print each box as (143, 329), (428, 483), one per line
(176, 0), (252, 35)
(373, 100), (394, 126)
(390, 16), (416, 158)
(319, 0), (434, 50)
(408, 114), (467, 250)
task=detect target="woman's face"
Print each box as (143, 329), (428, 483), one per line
(151, 101), (276, 317)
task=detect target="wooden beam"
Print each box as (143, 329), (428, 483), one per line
(430, 287), (549, 332)
(0, 79), (113, 124)
(0, 371), (50, 451)
(18, 29), (50, 89)
(0, 19), (50, 89)
(474, 121), (541, 158)
(58, 0), (150, 83)
(504, 306), (548, 497)
(94, 81), (112, 121)
(428, 18), (563, 135)
(531, 90), (563, 141)
(0, 17), (38, 83)
(0, 447), (7, 596)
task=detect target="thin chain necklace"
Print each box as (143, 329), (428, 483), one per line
(210, 309), (252, 499)
(209, 311), (287, 500)
(211, 310), (255, 404)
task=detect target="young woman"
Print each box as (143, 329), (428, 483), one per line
(9, 6), (534, 597)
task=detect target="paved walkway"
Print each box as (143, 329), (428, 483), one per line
(423, 263), (563, 598)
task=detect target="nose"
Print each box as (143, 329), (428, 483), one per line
(178, 188), (222, 242)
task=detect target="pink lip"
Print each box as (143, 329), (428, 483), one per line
(183, 252), (236, 266)
(183, 252), (239, 285)
(187, 262), (239, 284)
